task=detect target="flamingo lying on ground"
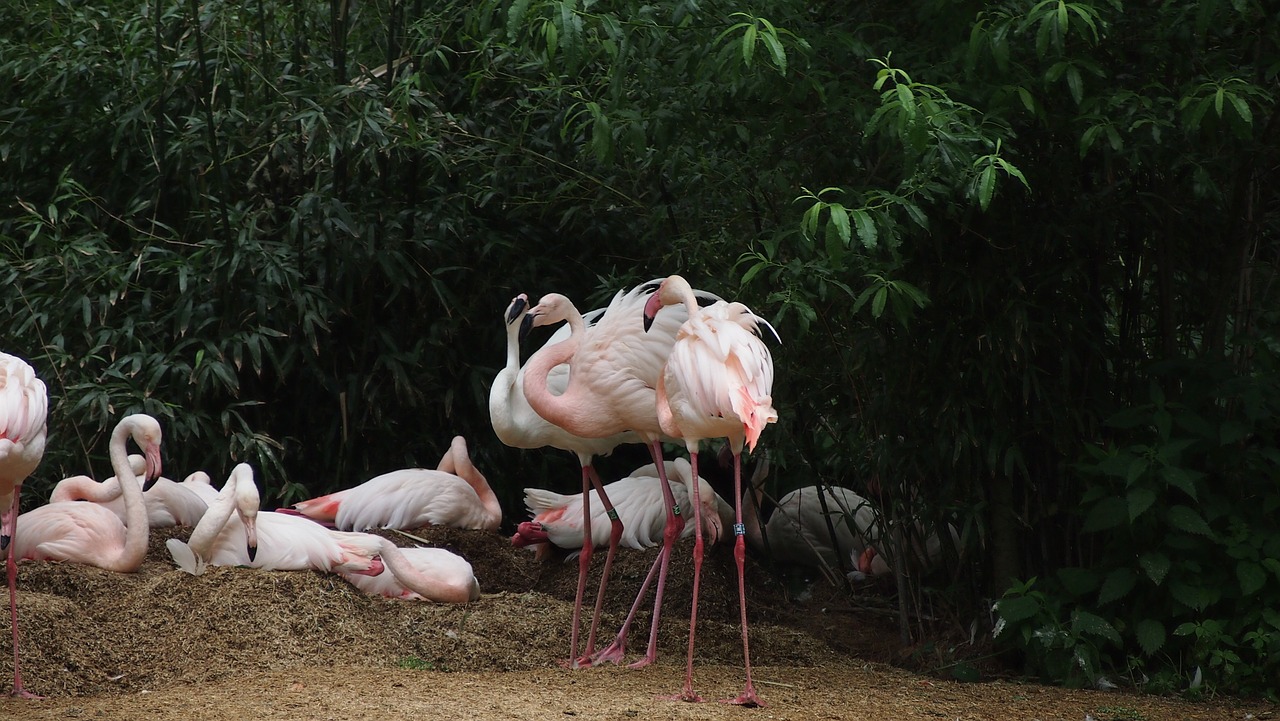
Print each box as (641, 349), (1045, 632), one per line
(520, 281), (704, 669)
(13, 414), (163, 572)
(491, 293), (637, 663)
(644, 274), (778, 705)
(741, 458), (884, 582)
(511, 458), (733, 559)
(49, 454), (208, 528)
(165, 463), (386, 577)
(0, 352), (48, 699)
(339, 536), (480, 603)
(286, 436), (501, 533)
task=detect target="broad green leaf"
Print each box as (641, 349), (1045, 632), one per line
(1237, 560), (1267, 596)
(1227, 93), (1253, 126)
(507, 0), (532, 39)
(1098, 568), (1137, 605)
(977, 164), (996, 210)
(995, 595), (1041, 624)
(1072, 609), (1122, 644)
(742, 23), (757, 67)
(1140, 552), (1171, 585)
(828, 204), (851, 244)
(1135, 619), (1166, 656)
(851, 209), (877, 249)
(1127, 487), (1156, 521)
(871, 286), (888, 318)
(1170, 581), (1220, 611)
(1166, 505), (1213, 537)
(761, 31), (787, 75)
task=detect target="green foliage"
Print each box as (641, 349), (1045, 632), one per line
(2, 0), (1279, 698)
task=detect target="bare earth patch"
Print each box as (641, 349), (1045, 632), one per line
(1, 526), (1267, 720)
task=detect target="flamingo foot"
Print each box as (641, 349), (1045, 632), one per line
(662, 688), (704, 703)
(588, 639), (627, 666)
(10, 688), (43, 700)
(719, 687), (765, 708)
(625, 652), (655, 670)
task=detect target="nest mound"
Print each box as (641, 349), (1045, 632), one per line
(2, 525), (896, 697)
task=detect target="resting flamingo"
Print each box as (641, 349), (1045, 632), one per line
(165, 463), (386, 577)
(741, 457), (884, 581)
(0, 352), (48, 699)
(521, 281), (705, 669)
(339, 536), (480, 603)
(644, 273), (778, 705)
(13, 409), (163, 640)
(286, 436), (501, 532)
(49, 455), (208, 528)
(490, 292), (640, 664)
(511, 458), (734, 559)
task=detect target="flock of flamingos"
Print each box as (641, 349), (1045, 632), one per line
(0, 274), (889, 706)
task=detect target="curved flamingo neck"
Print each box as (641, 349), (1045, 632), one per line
(442, 438), (502, 529)
(522, 311), (597, 435)
(106, 419), (150, 572)
(187, 474), (241, 560)
(376, 541), (476, 603)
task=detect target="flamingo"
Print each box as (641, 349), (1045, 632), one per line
(741, 458), (884, 582)
(13, 414), (163, 574)
(339, 536), (480, 603)
(165, 463), (386, 577)
(490, 293), (638, 664)
(49, 455), (208, 528)
(286, 436), (501, 532)
(0, 352), (48, 699)
(520, 281), (706, 669)
(643, 274), (778, 705)
(511, 458), (734, 559)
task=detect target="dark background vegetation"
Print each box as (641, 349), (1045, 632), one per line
(2, 0), (1277, 698)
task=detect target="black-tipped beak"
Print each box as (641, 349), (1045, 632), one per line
(506, 294), (528, 325)
(142, 444), (163, 491)
(1, 533), (9, 551)
(518, 313), (535, 344)
(643, 312), (655, 332)
(247, 543), (258, 562)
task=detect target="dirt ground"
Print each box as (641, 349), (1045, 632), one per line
(0, 525), (1269, 720)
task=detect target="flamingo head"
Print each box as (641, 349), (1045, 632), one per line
(228, 464), (261, 561)
(505, 293), (529, 326)
(125, 414), (164, 491)
(521, 293), (575, 342)
(642, 274), (691, 332)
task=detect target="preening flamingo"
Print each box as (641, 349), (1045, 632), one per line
(339, 536), (480, 603)
(741, 458), (883, 581)
(490, 293), (638, 664)
(165, 463), (386, 577)
(521, 281), (708, 669)
(14, 413), (163, 575)
(0, 352), (48, 699)
(49, 455), (208, 528)
(511, 458), (734, 558)
(644, 274), (778, 705)
(287, 436), (501, 532)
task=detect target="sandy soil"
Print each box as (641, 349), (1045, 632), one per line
(0, 526), (1267, 720)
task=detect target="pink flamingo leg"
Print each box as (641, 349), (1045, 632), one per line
(664, 450), (705, 702)
(4, 486), (41, 699)
(581, 464), (623, 662)
(590, 440), (684, 668)
(564, 465), (594, 667)
(628, 440), (685, 670)
(721, 453), (764, 707)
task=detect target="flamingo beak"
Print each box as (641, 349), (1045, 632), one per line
(352, 556), (386, 577)
(142, 443), (163, 491)
(642, 293), (663, 332)
(506, 294), (529, 324)
(244, 516), (259, 562)
(518, 312), (535, 344)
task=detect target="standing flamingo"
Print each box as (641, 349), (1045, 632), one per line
(13, 414), (163, 574)
(0, 352), (48, 699)
(490, 293), (639, 664)
(49, 455), (208, 528)
(520, 281), (705, 669)
(286, 436), (501, 533)
(644, 274), (778, 705)
(339, 536), (480, 603)
(166, 463), (387, 577)
(511, 458), (733, 559)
